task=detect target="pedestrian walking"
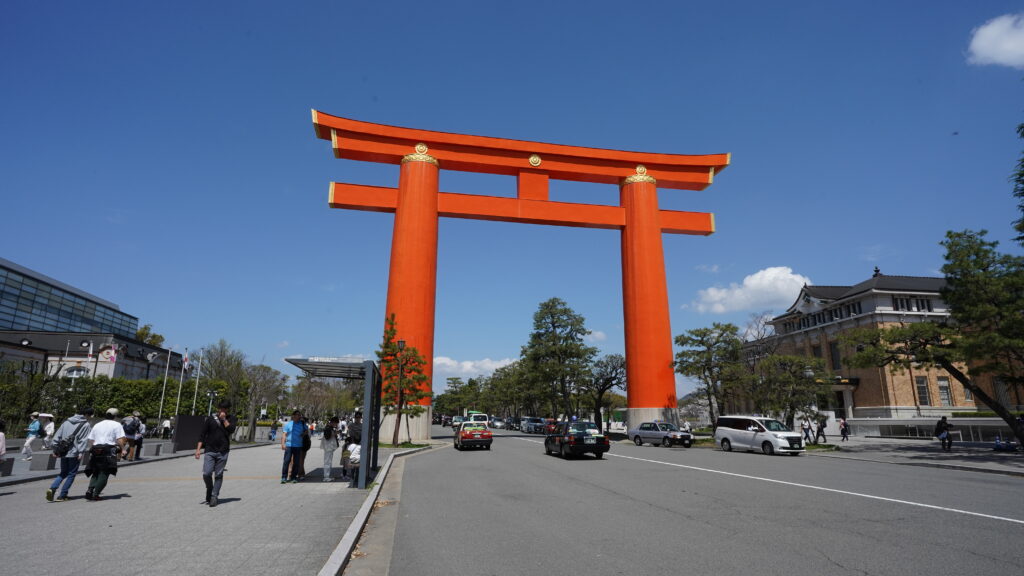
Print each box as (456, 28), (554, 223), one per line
(934, 416), (953, 451)
(40, 415), (55, 449)
(84, 408), (127, 501)
(801, 417), (813, 444)
(280, 410), (307, 483)
(814, 418), (828, 444)
(321, 417), (340, 481)
(46, 407), (94, 502)
(22, 411), (40, 460)
(121, 412), (141, 461)
(344, 436), (361, 486)
(269, 420), (278, 442)
(134, 416), (146, 459)
(161, 418), (172, 439)
(0, 419), (7, 460)
(839, 418), (850, 441)
(195, 400), (238, 507)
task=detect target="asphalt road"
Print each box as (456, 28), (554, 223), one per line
(387, 426), (1024, 576)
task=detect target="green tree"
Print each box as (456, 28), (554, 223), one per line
(674, 323), (745, 423)
(845, 230), (1024, 446)
(521, 298), (597, 419)
(135, 324), (165, 347)
(746, 355), (829, 427)
(200, 340), (247, 412)
(377, 314), (431, 445)
(579, 354), (626, 433)
(243, 364), (288, 441)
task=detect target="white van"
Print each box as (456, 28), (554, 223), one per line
(714, 415), (804, 455)
(467, 413), (490, 427)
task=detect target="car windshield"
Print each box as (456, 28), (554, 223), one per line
(759, 419), (790, 432)
(657, 423), (679, 431)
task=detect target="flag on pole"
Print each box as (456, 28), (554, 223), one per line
(183, 348), (190, 372)
(109, 344), (118, 364)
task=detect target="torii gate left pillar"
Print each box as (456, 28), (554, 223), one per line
(313, 111), (729, 440)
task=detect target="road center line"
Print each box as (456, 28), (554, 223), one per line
(513, 437), (1024, 526)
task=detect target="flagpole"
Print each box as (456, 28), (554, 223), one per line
(191, 348), (205, 415)
(157, 347), (172, 426)
(175, 347), (189, 417)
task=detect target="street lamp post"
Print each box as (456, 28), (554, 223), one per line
(206, 389), (218, 416)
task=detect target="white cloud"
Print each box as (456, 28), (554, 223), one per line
(276, 340), (290, 349)
(693, 266), (810, 314)
(968, 13), (1024, 69)
(433, 356), (515, 380)
(585, 330), (607, 343)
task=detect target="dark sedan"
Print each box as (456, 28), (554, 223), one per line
(544, 420), (610, 459)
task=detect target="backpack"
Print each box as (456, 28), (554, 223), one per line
(324, 426), (333, 441)
(38, 425), (48, 439)
(123, 417), (139, 436)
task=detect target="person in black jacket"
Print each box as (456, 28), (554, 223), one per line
(934, 416), (953, 452)
(195, 400), (238, 507)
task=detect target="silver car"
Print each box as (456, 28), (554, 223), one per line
(628, 421), (694, 447)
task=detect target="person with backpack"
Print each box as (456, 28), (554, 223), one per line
(194, 400), (237, 507)
(320, 417), (341, 482)
(121, 412), (141, 461)
(46, 407), (94, 502)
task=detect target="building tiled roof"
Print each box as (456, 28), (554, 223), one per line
(776, 273), (946, 319)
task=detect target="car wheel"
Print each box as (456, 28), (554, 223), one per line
(762, 441), (775, 456)
(721, 438), (732, 452)
(594, 451), (603, 459)
(682, 440), (692, 448)
(633, 436), (643, 446)
(561, 444), (571, 459)
(544, 443), (552, 455)
(663, 437), (673, 448)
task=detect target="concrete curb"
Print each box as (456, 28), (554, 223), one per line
(318, 445), (433, 576)
(0, 441), (275, 488)
(805, 451), (1024, 478)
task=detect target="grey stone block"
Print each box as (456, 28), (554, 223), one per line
(29, 455), (57, 471)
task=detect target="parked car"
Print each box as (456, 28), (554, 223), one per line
(628, 421), (694, 448)
(714, 415), (804, 455)
(544, 420), (610, 459)
(506, 417), (521, 431)
(451, 416), (465, 430)
(523, 417), (545, 434)
(454, 422), (493, 451)
(491, 417), (506, 429)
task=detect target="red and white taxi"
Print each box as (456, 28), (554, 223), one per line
(454, 422), (493, 451)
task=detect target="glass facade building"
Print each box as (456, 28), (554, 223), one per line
(0, 257), (138, 337)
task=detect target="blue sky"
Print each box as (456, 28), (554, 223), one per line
(3, 2), (1023, 396)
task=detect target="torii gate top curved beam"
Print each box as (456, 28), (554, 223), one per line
(312, 110), (730, 191)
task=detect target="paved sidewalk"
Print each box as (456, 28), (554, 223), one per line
(0, 443), (381, 576)
(804, 435), (1024, 477)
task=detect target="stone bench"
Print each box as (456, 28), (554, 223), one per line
(29, 455), (57, 471)
(140, 442), (165, 457)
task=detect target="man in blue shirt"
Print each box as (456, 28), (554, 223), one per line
(280, 410), (307, 483)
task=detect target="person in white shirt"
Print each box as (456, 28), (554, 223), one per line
(41, 416), (55, 449)
(345, 436), (361, 486)
(84, 408), (127, 501)
(320, 417), (341, 482)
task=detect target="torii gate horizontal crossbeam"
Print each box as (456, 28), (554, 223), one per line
(329, 182), (715, 235)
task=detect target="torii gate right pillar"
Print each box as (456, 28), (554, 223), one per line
(620, 170), (678, 425)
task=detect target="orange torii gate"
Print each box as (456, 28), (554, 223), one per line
(312, 110), (729, 437)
